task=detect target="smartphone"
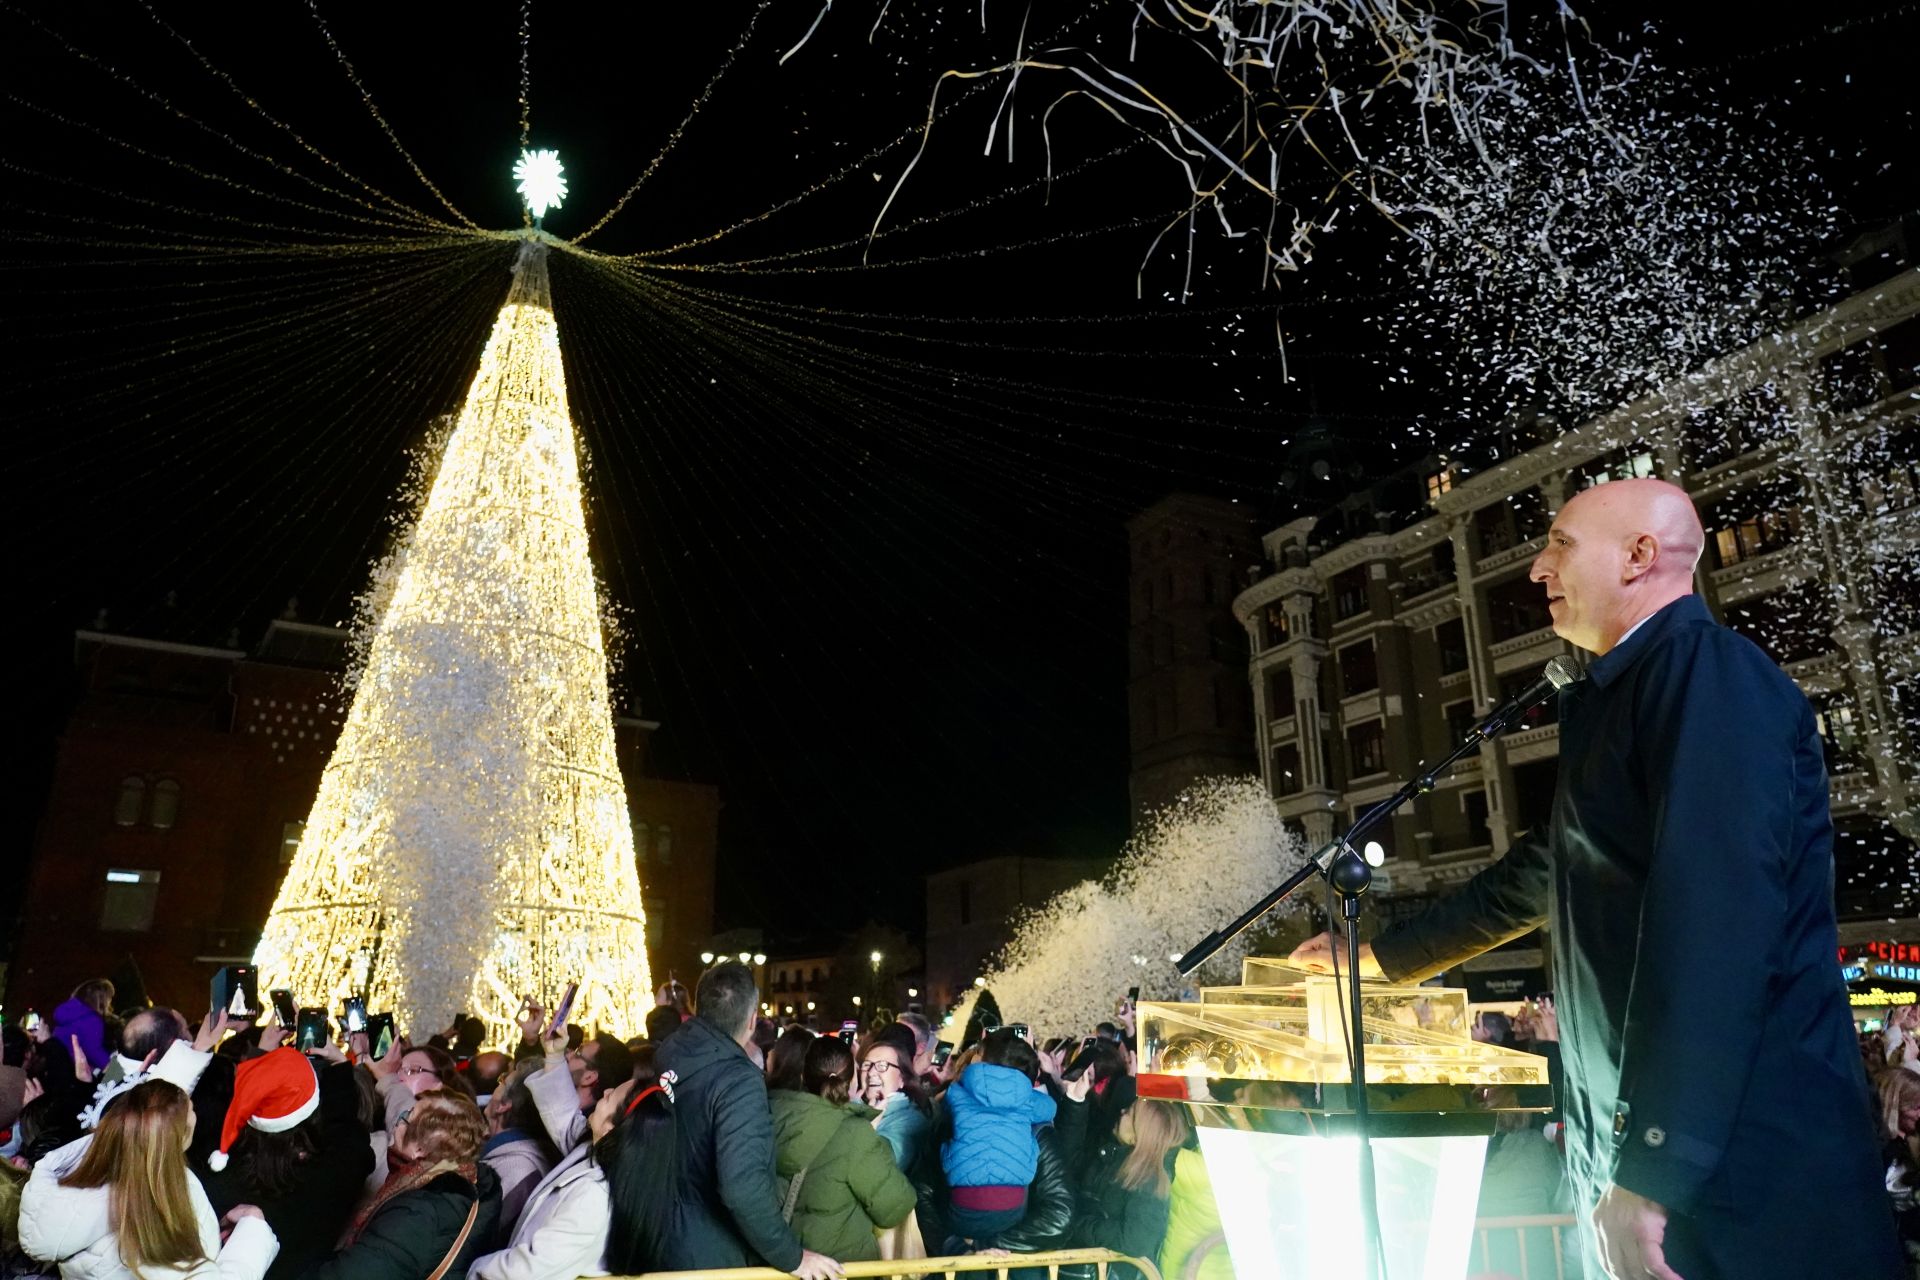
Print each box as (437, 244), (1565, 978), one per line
(1127, 986), (1140, 1003)
(1003, 1023), (1031, 1044)
(837, 1019), (859, 1046)
(269, 988), (298, 1028)
(21, 1011), (43, 1034)
(931, 1041), (953, 1068)
(341, 997), (368, 1036)
(211, 965), (263, 1021)
(295, 1006), (330, 1052)
(547, 982), (579, 1037)
(367, 1012), (396, 1060)
(980, 1022), (999, 1042)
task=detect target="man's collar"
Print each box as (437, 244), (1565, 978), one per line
(1585, 594), (1711, 689)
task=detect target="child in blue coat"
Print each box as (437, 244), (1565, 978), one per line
(940, 1029), (1056, 1245)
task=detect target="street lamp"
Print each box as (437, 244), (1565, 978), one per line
(908, 987), (918, 998)
(806, 1001), (817, 1012)
(738, 951), (752, 963)
(852, 996), (863, 1007)
(753, 952), (767, 965)
(870, 950), (884, 966)
(700, 951), (714, 964)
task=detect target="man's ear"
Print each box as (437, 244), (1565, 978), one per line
(1622, 532), (1659, 582)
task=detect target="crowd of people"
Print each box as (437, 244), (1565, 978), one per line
(0, 966), (1215, 1280)
(1869, 1004), (1920, 1267)
(5, 969), (1914, 1280)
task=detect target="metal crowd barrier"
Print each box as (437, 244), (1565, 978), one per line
(621, 1248), (1165, 1280)
(1470, 1214), (1580, 1280)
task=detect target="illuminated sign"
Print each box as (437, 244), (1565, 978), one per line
(1838, 941), (1920, 965)
(1850, 987), (1918, 1008)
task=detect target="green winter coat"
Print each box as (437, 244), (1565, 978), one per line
(769, 1090), (917, 1262)
(1157, 1148), (1234, 1280)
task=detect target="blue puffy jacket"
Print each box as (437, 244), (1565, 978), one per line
(941, 1063), (1057, 1188)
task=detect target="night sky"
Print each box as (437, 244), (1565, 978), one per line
(8, 2), (1916, 939)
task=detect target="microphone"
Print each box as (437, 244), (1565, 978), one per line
(1468, 655), (1584, 742)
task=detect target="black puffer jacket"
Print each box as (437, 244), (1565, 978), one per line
(911, 1091), (1082, 1265)
(650, 1016), (804, 1271)
(301, 1164), (502, 1280)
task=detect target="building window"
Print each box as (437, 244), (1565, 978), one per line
(1434, 619), (1469, 675)
(634, 821), (651, 866)
(1339, 640), (1379, 698)
(1346, 720), (1387, 779)
(280, 821), (305, 865)
(1261, 602), (1289, 650)
(1443, 699), (1476, 745)
(643, 896), (666, 950)
(149, 779), (181, 831)
(1266, 668), (1296, 722)
(1331, 568), (1369, 622)
(1710, 511), (1797, 569)
(1271, 743), (1303, 797)
(1462, 790), (1490, 842)
(113, 776), (146, 827)
(1426, 469), (1453, 502)
(101, 868), (160, 933)
(1487, 574), (1553, 643)
(655, 825), (672, 867)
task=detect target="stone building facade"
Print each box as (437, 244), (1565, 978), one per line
(1233, 264), (1919, 939)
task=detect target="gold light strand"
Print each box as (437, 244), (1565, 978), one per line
(256, 239), (653, 1044)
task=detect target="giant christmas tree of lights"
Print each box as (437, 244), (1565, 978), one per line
(256, 206), (652, 1045)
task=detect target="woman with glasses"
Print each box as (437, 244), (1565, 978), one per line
(769, 1037), (916, 1262)
(856, 1038), (929, 1173)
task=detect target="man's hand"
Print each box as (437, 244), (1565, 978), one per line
(193, 1009), (233, 1053)
(789, 1248), (843, 1279)
(1287, 931), (1383, 978)
(516, 999), (546, 1045)
(1593, 1184), (1683, 1280)
(70, 1035), (94, 1082)
(1530, 995), (1560, 1043)
(1060, 1070), (1095, 1104)
(309, 1040), (347, 1065)
(258, 1022), (291, 1052)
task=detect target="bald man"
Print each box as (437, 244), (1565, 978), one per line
(1292, 479), (1900, 1280)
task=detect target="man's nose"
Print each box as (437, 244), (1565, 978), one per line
(1529, 554), (1550, 582)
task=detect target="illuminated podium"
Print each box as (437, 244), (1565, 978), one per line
(1137, 958), (1553, 1280)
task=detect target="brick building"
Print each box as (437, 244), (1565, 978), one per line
(10, 621), (717, 1018)
(1127, 493), (1262, 822)
(923, 854), (1108, 1015)
(1234, 261), (1919, 958)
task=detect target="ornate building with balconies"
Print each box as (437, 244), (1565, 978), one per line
(1233, 256), (1919, 943)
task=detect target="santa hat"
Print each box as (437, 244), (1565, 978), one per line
(208, 1047), (320, 1171)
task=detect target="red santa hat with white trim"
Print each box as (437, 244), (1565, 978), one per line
(207, 1047), (320, 1171)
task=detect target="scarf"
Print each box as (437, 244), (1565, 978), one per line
(339, 1153), (478, 1247)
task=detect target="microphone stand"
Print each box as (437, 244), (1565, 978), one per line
(1174, 711), (1536, 1280)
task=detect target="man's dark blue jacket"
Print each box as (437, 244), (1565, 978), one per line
(1373, 594), (1901, 1280)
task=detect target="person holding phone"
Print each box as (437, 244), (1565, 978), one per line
(195, 1047), (374, 1280)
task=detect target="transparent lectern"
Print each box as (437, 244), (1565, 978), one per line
(1137, 957), (1553, 1280)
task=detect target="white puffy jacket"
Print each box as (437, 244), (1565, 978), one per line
(465, 1061), (606, 1280)
(19, 1134), (279, 1280)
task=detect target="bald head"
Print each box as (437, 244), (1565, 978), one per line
(1530, 477), (1704, 655)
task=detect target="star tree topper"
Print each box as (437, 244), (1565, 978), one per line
(514, 148), (567, 222)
